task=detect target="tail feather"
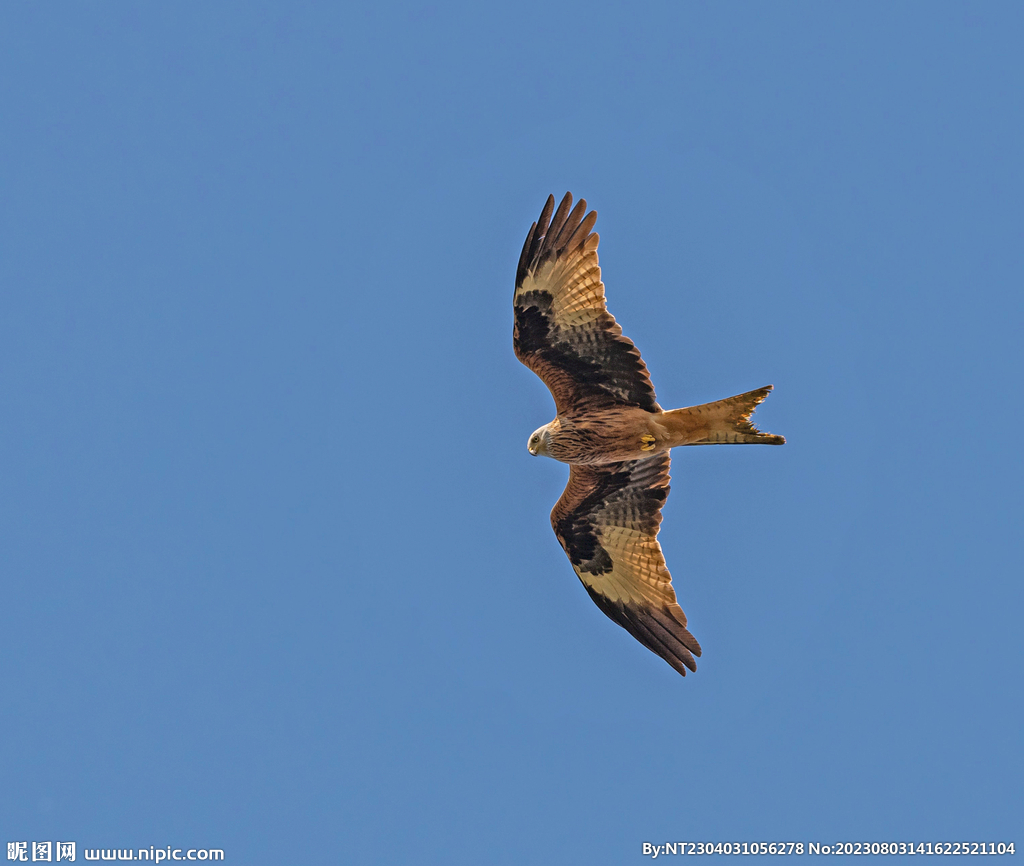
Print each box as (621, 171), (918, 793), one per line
(659, 385), (785, 446)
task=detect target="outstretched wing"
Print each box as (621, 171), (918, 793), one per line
(514, 192), (661, 415)
(550, 452), (701, 677)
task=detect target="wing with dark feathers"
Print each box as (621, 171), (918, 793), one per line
(514, 192), (661, 415)
(550, 452), (701, 677)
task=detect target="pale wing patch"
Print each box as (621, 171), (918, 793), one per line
(517, 233), (605, 330)
(576, 526), (678, 607)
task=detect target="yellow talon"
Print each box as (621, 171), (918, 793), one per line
(640, 433), (656, 451)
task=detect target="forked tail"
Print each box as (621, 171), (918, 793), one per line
(659, 385), (785, 446)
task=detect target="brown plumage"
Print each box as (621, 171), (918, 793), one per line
(514, 192), (785, 677)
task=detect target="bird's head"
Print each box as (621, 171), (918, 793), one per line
(527, 421), (555, 457)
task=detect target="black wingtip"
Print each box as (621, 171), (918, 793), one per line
(582, 583), (699, 678)
(516, 192), (600, 290)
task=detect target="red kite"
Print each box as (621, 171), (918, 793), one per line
(515, 193), (784, 677)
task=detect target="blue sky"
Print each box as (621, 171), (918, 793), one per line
(2, 3), (1021, 862)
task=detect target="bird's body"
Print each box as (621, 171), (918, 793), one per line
(514, 192), (785, 677)
(530, 392), (783, 465)
(529, 405), (656, 465)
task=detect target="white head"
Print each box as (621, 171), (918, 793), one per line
(527, 422), (553, 457)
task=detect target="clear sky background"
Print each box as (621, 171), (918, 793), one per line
(2, 3), (1021, 863)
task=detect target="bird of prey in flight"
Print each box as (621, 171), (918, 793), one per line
(514, 192), (784, 677)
